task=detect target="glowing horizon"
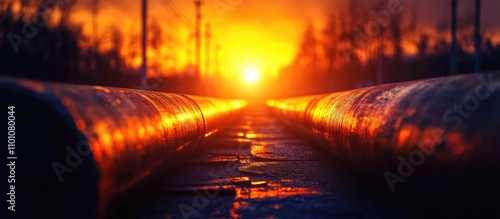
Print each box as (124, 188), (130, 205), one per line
(68, 0), (500, 83)
(69, 0), (307, 82)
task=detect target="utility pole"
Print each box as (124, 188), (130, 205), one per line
(377, 35), (384, 85)
(141, 0), (147, 89)
(450, 0), (457, 75)
(92, 0), (98, 51)
(90, 0), (99, 72)
(194, 0), (203, 78)
(215, 41), (221, 78)
(474, 0), (481, 73)
(205, 22), (211, 80)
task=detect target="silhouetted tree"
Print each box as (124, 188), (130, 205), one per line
(278, 1), (500, 96)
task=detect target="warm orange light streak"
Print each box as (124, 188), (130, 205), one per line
(235, 185), (320, 200)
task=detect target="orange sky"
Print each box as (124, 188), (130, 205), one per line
(71, 0), (327, 80)
(70, 0), (500, 80)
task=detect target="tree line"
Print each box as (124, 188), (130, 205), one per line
(276, 1), (500, 97)
(0, 0), (207, 94)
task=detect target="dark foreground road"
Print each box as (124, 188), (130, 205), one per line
(114, 104), (418, 218)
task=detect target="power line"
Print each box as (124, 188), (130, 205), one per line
(158, 0), (193, 31)
(158, 3), (184, 28)
(121, 1), (138, 14)
(102, 0), (138, 18)
(164, 0), (193, 28)
(158, 0), (192, 32)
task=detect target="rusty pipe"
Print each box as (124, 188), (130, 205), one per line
(268, 73), (500, 201)
(0, 78), (246, 218)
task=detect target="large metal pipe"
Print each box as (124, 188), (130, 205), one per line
(0, 78), (246, 218)
(268, 73), (500, 204)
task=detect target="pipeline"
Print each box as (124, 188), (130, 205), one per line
(268, 73), (500, 208)
(0, 78), (246, 218)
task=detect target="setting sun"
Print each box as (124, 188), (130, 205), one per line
(242, 67), (261, 84)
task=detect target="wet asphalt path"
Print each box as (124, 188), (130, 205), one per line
(114, 104), (418, 219)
